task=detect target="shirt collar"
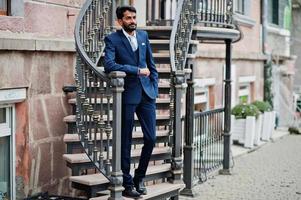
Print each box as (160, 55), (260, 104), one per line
(122, 28), (136, 39)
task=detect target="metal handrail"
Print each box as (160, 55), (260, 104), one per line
(74, 0), (110, 82)
(169, 0), (195, 72)
(74, 0), (117, 181)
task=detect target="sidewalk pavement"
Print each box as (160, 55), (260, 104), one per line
(231, 127), (289, 158)
(180, 127), (294, 200)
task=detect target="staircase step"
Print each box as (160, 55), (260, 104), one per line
(68, 97), (170, 106)
(64, 130), (170, 143)
(63, 147), (172, 165)
(153, 52), (196, 64)
(70, 163), (170, 186)
(143, 26), (172, 39)
(70, 173), (109, 186)
(90, 182), (185, 200)
(63, 114), (170, 125)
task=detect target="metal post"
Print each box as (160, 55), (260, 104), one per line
(108, 71), (126, 200)
(171, 72), (186, 183)
(181, 64), (197, 197)
(219, 39), (232, 175)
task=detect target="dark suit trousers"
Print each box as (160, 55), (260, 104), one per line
(121, 91), (156, 188)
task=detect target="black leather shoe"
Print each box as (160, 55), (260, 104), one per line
(122, 186), (141, 199)
(133, 178), (147, 195)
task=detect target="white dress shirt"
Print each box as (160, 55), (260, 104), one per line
(122, 28), (138, 51)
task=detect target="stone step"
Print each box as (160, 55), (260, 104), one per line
(78, 82), (171, 95)
(70, 163), (171, 186)
(63, 146), (172, 165)
(63, 113), (170, 126)
(68, 97), (170, 106)
(90, 182), (185, 200)
(64, 130), (170, 143)
(63, 130), (170, 153)
(150, 39), (199, 51)
(153, 52), (196, 64)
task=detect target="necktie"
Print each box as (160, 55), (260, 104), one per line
(128, 37), (138, 51)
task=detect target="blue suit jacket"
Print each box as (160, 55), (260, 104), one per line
(104, 30), (158, 104)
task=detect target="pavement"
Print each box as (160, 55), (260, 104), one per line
(180, 127), (301, 200)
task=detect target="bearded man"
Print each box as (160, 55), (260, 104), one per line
(104, 5), (158, 198)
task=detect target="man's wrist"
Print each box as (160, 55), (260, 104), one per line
(137, 68), (140, 75)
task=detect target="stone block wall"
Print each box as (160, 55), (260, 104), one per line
(0, 0), (84, 38)
(0, 48), (75, 198)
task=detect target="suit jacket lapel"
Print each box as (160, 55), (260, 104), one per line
(136, 31), (143, 65)
(118, 30), (135, 60)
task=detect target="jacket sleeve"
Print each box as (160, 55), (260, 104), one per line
(104, 36), (139, 75)
(145, 32), (158, 90)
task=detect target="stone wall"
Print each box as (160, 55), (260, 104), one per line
(0, 0), (84, 38)
(291, 5), (301, 91)
(0, 0), (82, 198)
(0, 43), (75, 198)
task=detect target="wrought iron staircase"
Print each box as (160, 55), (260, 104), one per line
(61, 0), (197, 199)
(61, 0), (240, 199)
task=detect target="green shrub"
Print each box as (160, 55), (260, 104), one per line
(231, 103), (260, 119)
(251, 100), (272, 113)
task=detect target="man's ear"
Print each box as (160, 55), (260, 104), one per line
(117, 19), (123, 26)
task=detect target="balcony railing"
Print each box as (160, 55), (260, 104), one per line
(146, 0), (234, 28)
(195, 0), (234, 28)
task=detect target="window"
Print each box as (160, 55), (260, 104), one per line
(238, 85), (250, 104)
(268, 0), (279, 25)
(0, 106), (13, 200)
(235, 0), (245, 15)
(0, 0), (8, 16)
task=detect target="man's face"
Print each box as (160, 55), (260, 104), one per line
(118, 10), (137, 32)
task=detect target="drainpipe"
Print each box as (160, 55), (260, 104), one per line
(262, 0), (268, 55)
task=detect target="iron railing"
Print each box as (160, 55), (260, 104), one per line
(194, 108), (224, 182)
(168, 0), (195, 180)
(146, 0), (234, 29)
(195, 0), (234, 28)
(74, 0), (125, 198)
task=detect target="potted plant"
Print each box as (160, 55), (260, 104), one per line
(231, 103), (260, 148)
(251, 101), (272, 144)
(252, 101), (275, 141)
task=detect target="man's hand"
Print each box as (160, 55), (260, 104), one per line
(139, 68), (150, 77)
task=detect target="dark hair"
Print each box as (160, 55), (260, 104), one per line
(116, 6), (136, 19)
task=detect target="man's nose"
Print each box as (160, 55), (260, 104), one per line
(129, 18), (136, 23)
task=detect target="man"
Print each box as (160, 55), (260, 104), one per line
(104, 5), (158, 198)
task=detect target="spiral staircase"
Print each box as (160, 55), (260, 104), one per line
(61, 0), (239, 199)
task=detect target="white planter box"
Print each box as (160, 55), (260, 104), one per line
(254, 114), (263, 146)
(261, 111), (276, 141)
(231, 115), (256, 148)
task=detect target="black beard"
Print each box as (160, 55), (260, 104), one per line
(123, 23), (137, 32)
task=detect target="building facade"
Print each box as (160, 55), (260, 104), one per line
(0, 0), (297, 199)
(264, 0), (296, 126)
(0, 1), (84, 199)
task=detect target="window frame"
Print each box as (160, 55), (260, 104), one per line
(0, 0), (10, 16)
(0, 104), (15, 200)
(238, 84), (251, 104)
(270, 0), (279, 25)
(235, 0), (245, 15)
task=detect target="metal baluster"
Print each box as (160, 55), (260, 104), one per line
(93, 74), (99, 162)
(88, 71), (94, 156)
(105, 86), (112, 176)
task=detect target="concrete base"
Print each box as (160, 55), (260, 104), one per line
(218, 168), (233, 175)
(180, 188), (199, 197)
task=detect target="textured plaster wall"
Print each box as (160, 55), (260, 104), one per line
(0, 51), (75, 198)
(0, 0), (83, 198)
(291, 6), (301, 90)
(194, 0), (264, 107)
(193, 56), (264, 108)
(0, 0), (84, 38)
